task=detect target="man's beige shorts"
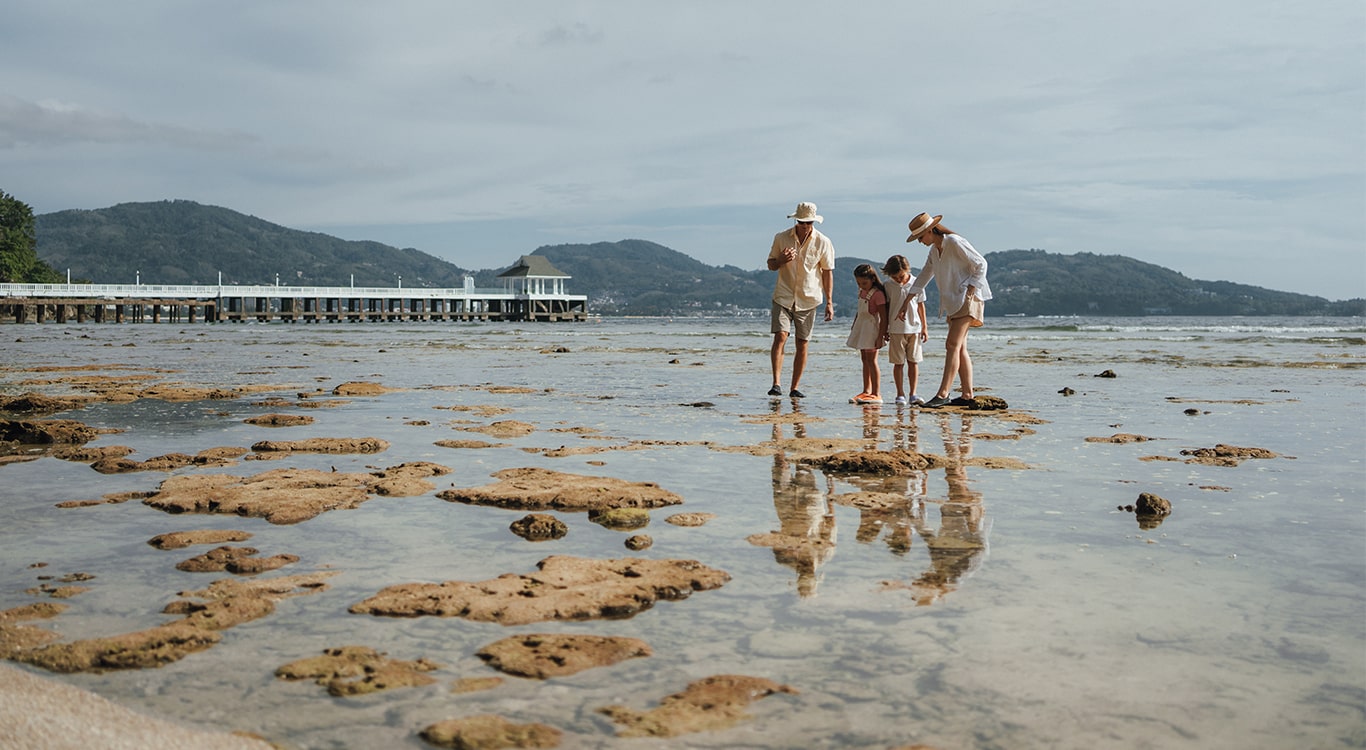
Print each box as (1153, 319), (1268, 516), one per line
(771, 302), (817, 341)
(888, 333), (924, 365)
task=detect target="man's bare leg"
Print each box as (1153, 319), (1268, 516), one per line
(770, 331), (788, 388)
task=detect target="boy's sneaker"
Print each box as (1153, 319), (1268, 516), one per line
(910, 394), (925, 406)
(894, 395), (908, 405)
(922, 395), (951, 408)
(767, 385), (783, 396)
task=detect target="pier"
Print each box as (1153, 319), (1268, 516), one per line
(0, 281), (588, 324)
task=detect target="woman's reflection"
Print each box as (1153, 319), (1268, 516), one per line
(903, 413), (990, 606)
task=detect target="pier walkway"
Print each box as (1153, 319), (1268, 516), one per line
(0, 281), (587, 324)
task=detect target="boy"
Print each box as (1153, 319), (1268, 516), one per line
(882, 255), (928, 405)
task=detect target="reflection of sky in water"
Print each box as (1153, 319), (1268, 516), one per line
(0, 317), (1362, 749)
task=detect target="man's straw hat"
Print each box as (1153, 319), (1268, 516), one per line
(787, 202), (823, 224)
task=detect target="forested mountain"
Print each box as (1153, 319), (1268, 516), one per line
(504, 243), (1361, 317)
(35, 200), (471, 287)
(31, 200), (1363, 316)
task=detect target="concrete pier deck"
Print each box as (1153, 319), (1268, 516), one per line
(0, 283), (588, 324)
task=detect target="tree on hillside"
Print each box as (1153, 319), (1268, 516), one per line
(0, 190), (61, 283)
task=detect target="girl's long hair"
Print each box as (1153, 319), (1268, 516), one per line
(853, 264), (889, 320)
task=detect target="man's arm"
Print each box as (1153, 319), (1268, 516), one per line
(821, 268), (834, 321)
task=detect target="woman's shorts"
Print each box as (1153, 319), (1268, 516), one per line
(949, 297), (985, 328)
(887, 333), (923, 365)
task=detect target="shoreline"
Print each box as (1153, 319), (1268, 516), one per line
(0, 662), (272, 750)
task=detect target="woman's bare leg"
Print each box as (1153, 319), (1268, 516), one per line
(935, 316), (973, 399)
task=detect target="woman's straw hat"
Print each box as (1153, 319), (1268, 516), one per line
(787, 202), (823, 223)
(906, 212), (942, 242)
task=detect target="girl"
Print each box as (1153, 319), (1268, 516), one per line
(904, 212), (993, 408)
(845, 263), (889, 404)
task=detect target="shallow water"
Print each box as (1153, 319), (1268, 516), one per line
(2, 316), (1363, 749)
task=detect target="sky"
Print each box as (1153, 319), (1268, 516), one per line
(2, 1), (1363, 300)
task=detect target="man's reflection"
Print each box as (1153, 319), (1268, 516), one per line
(749, 400), (836, 598)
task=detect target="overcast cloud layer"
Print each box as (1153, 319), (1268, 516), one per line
(2, 1), (1363, 299)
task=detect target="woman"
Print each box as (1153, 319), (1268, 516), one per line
(904, 212), (992, 408)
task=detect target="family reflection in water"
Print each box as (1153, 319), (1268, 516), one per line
(752, 401), (989, 603)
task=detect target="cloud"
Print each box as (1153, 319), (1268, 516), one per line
(0, 95), (256, 150)
(0, 0), (1361, 297)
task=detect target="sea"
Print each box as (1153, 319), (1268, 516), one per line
(1, 315), (1363, 749)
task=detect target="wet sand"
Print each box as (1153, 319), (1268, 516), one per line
(0, 662), (271, 750)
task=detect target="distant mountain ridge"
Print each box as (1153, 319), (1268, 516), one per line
(36, 200), (472, 288)
(35, 200), (1363, 316)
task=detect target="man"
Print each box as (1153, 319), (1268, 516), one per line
(767, 201), (835, 398)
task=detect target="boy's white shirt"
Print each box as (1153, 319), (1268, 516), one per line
(886, 275), (927, 335)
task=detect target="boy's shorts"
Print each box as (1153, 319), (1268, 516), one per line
(771, 302), (817, 341)
(887, 333), (923, 365)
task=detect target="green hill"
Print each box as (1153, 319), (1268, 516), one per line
(35, 200), (471, 287)
(31, 200), (1363, 316)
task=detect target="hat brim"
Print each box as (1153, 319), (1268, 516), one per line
(788, 214), (823, 223)
(906, 214), (943, 242)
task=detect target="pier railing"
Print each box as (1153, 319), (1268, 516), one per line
(0, 283), (588, 324)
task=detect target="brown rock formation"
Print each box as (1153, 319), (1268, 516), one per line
(665, 512), (716, 527)
(90, 446), (248, 474)
(350, 556), (729, 626)
(148, 530), (253, 550)
(436, 467), (683, 512)
(1084, 433), (1153, 443)
(462, 420), (537, 439)
(509, 514), (568, 542)
(244, 413), (315, 427)
(588, 508), (651, 530)
(419, 714), (561, 750)
(51, 444), (135, 462)
(0, 418), (106, 445)
(806, 449), (944, 476)
(175, 546), (299, 574)
(143, 468), (372, 524)
(597, 674), (798, 737)
(475, 634), (651, 679)
(141, 463), (453, 524)
(1179, 444), (1280, 466)
(331, 381), (395, 396)
(0, 392), (87, 415)
(3, 573), (335, 673)
(275, 645), (441, 696)
(250, 437), (390, 454)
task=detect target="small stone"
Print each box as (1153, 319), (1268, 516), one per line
(509, 514), (568, 542)
(1134, 492), (1171, 516)
(589, 508), (651, 530)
